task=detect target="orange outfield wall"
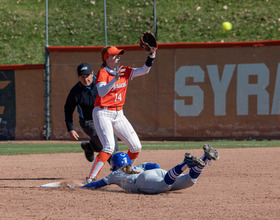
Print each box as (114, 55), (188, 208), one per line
(48, 40), (280, 140)
(1, 41), (280, 140)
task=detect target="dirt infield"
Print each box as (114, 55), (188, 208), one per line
(1, 147), (279, 219)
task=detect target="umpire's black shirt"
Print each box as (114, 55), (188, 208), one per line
(64, 77), (98, 132)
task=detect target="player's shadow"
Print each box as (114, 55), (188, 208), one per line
(0, 177), (65, 188)
(0, 177), (64, 180)
(99, 188), (183, 195)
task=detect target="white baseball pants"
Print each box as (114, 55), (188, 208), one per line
(92, 107), (142, 155)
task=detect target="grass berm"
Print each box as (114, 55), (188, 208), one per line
(0, 0), (279, 65)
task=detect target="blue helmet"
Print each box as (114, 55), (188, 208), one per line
(111, 152), (131, 171)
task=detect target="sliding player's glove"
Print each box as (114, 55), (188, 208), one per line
(140, 31), (158, 53)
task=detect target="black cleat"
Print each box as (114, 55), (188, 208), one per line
(203, 144), (219, 161)
(184, 152), (205, 168)
(81, 141), (94, 162)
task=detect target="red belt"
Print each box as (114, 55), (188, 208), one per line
(100, 106), (122, 111)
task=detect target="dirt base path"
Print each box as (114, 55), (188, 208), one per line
(1, 147), (279, 219)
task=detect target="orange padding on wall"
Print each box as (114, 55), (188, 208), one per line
(0, 64), (44, 70)
(46, 40), (280, 52)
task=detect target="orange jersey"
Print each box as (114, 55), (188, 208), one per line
(94, 66), (133, 107)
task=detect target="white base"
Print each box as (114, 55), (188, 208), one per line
(40, 182), (61, 188)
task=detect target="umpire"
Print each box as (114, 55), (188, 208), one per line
(64, 63), (118, 162)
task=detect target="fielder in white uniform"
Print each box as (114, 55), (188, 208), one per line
(82, 144), (219, 194)
(84, 45), (156, 183)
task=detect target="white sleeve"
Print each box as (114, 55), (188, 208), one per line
(130, 53), (156, 80)
(97, 78), (117, 97)
(130, 64), (151, 80)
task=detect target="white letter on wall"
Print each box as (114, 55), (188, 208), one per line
(174, 66), (204, 116)
(237, 63), (269, 115)
(207, 64), (235, 116)
(271, 63), (280, 114)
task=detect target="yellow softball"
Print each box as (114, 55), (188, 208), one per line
(221, 22), (232, 31)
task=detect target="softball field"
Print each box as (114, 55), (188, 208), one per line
(0, 147), (279, 219)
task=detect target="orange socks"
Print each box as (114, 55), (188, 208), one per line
(127, 151), (140, 165)
(97, 151), (112, 163)
(88, 151), (111, 179)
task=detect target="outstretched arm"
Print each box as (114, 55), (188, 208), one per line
(130, 53), (156, 79)
(82, 179), (107, 189)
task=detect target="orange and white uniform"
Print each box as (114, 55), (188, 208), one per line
(92, 65), (140, 156)
(86, 46), (156, 182)
(94, 66), (133, 108)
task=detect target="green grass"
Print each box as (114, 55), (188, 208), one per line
(0, 140), (279, 155)
(0, 0), (279, 65)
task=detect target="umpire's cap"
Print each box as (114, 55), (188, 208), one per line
(77, 63), (93, 76)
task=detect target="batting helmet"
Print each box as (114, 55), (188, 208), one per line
(111, 152), (131, 171)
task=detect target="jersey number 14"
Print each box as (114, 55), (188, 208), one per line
(115, 93), (122, 102)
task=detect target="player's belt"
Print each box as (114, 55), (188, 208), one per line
(100, 106), (122, 111)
